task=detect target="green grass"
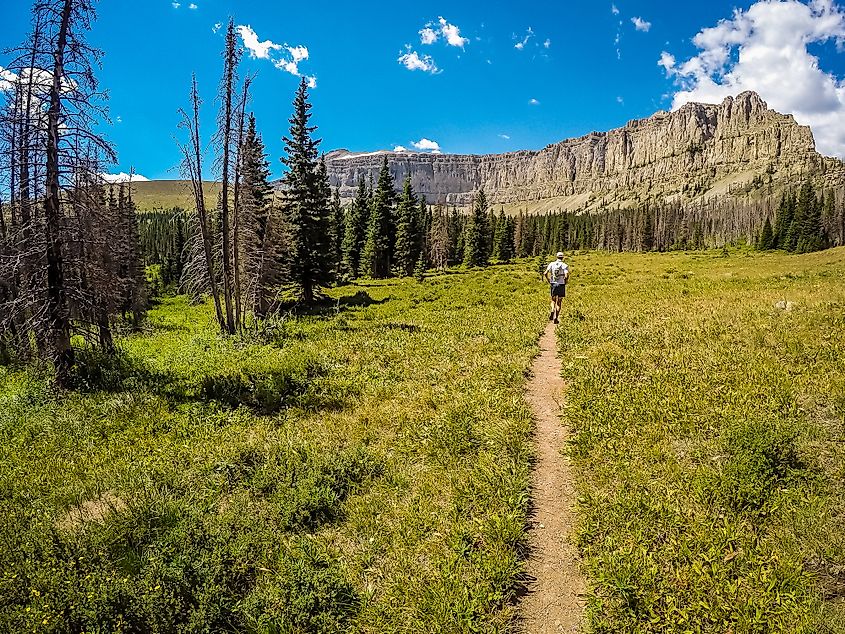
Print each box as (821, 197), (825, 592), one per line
(558, 247), (845, 632)
(0, 264), (547, 632)
(3, 249), (844, 633)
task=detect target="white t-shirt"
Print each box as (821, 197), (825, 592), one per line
(546, 260), (569, 284)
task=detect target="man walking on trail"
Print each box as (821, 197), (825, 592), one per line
(544, 251), (569, 324)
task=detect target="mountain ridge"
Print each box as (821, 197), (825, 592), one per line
(325, 91), (845, 212)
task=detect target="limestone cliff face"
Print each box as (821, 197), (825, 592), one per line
(325, 92), (839, 211)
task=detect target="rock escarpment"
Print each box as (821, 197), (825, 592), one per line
(325, 92), (842, 211)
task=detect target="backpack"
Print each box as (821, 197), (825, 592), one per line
(550, 261), (567, 283)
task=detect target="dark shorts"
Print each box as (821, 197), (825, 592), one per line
(550, 283), (566, 298)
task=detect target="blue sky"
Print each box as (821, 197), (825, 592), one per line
(3, 0), (845, 179)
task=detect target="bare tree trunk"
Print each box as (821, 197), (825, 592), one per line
(232, 78), (250, 331)
(218, 21), (239, 335)
(43, 0), (75, 387)
(184, 75), (226, 332)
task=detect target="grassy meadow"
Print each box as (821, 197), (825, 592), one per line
(559, 247), (845, 632)
(130, 180), (224, 211)
(0, 265), (547, 632)
(1, 248), (844, 633)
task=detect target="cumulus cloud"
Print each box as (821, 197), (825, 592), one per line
(0, 66), (16, 91)
(438, 17), (469, 47)
(212, 22), (222, 33)
(529, 98), (540, 105)
(498, 133), (511, 140)
(188, 3), (197, 9)
(101, 172), (150, 183)
(237, 25), (283, 59)
(611, 4), (620, 15)
(398, 46), (439, 73)
(411, 138), (441, 153)
(394, 145), (408, 152)
(420, 26), (439, 44)
(236, 25), (315, 84)
(660, 0), (845, 157)
(631, 16), (651, 32)
(544, 38), (551, 48)
(172, 2), (180, 8)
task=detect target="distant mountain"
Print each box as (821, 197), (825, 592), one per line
(325, 91), (845, 212)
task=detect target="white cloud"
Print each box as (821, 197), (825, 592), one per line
(657, 51), (675, 72)
(398, 46), (439, 73)
(616, 96), (624, 104)
(236, 25), (315, 83)
(515, 27), (534, 50)
(498, 133), (511, 140)
(632, 16), (651, 32)
(172, 2), (180, 8)
(412, 138), (441, 152)
(116, 115), (123, 123)
(529, 98), (540, 105)
(611, 4), (620, 15)
(0, 66), (16, 91)
(661, 0), (845, 157)
(438, 17), (468, 47)
(101, 172), (150, 183)
(394, 145), (408, 152)
(212, 22), (222, 33)
(188, 3), (197, 9)
(237, 25), (282, 59)
(544, 38), (551, 49)
(420, 27), (439, 44)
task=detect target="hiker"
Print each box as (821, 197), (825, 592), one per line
(544, 251), (569, 324)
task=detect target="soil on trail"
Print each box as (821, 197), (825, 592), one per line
(520, 322), (585, 633)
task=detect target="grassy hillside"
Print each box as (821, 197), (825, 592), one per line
(130, 180), (224, 211)
(559, 248), (845, 632)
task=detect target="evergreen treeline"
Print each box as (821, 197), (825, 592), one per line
(0, 0), (146, 386)
(756, 181), (838, 253)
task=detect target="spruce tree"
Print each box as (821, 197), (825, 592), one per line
(463, 189), (490, 267)
(280, 77), (332, 304)
(757, 217), (774, 250)
(797, 181), (823, 253)
(341, 177), (368, 278)
(394, 176), (418, 276)
(362, 157), (395, 278)
(330, 186), (344, 267)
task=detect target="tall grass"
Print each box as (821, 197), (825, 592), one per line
(0, 265), (547, 632)
(559, 247), (845, 633)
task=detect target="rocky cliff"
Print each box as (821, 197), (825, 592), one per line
(325, 91), (842, 212)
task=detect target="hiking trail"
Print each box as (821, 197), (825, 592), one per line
(520, 322), (585, 633)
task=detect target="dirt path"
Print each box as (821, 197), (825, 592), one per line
(520, 322), (585, 633)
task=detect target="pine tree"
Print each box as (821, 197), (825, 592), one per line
(330, 186), (344, 266)
(394, 176), (418, 276)
(362, 157), (395, 278)
(341, 177), (368, 278)
(797, 181), (823, 253)
(280, 77), (332, 304)
(757, 217), (774, 250)
(463, 189), (490, 267)
(238, 113), (277, 317)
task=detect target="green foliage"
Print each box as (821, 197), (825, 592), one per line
(394, 176), (421, 276)
(463, 189), (491, 268)
(281, 78), (333, 303)
(341, 177), (370, 279)
(361, 157), (395, 278)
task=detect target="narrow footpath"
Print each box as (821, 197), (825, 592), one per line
(520, 322), (585, 633)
